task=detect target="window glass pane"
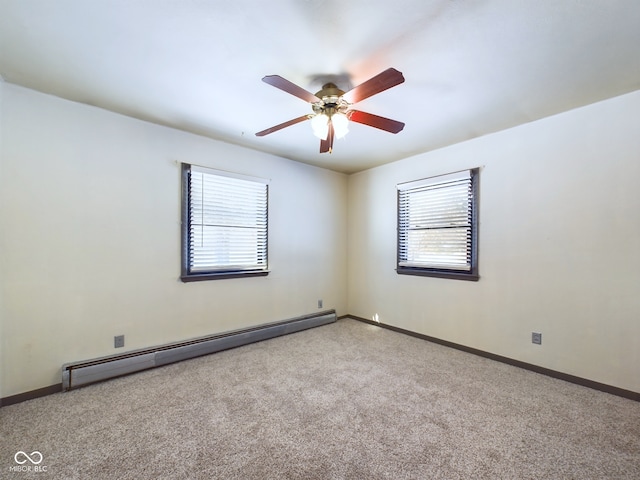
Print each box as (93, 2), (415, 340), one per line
(397, 169), (477, 279)
(400, 228), (471, 270)
(182, 164), (268, 279)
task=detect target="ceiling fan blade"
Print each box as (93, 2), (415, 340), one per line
(255, 115), (310, 136)
(262, 75), (321, 103)
(342, 68), (405, 104)
(319, 123), (335, 153)
(348, 110), (405, 134)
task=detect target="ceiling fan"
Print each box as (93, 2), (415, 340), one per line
(255, 68), (405, 154)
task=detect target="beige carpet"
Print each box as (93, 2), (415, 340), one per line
(1, 318), (639, 479)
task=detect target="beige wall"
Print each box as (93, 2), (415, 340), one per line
(348, 90), (640, 393)
(2, 81), (639, 398)
(0, 83), (348, 397)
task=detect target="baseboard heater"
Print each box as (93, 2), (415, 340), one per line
(62, 310), (336, 391)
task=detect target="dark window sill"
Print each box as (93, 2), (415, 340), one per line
(396, 267), (479, 281)
(181, 270), (269, 282)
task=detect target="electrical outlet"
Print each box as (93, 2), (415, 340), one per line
(318, 299), (323, 309)
(532, 332), (542, 345)
(114, 335), (125, 348)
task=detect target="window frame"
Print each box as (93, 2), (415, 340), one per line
(180, 163), (269, 282)
(396, 168), (479, 281)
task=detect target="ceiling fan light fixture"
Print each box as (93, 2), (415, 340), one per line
(311, 113), (330, 140)
(331, 112), (349, 139)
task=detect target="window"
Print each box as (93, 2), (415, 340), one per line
(397, 168), (478, 280)
(181, 164), (268, 281)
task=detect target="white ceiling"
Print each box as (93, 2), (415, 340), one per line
(1, 1), (639, 174)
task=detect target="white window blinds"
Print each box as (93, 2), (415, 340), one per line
(185, 165), (268, 276)
(398, 169), (477, 276)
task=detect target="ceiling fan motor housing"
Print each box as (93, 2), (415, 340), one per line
(313, 83), (349, 116)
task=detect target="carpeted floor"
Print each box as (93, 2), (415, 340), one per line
(1, 318), (639, 479)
